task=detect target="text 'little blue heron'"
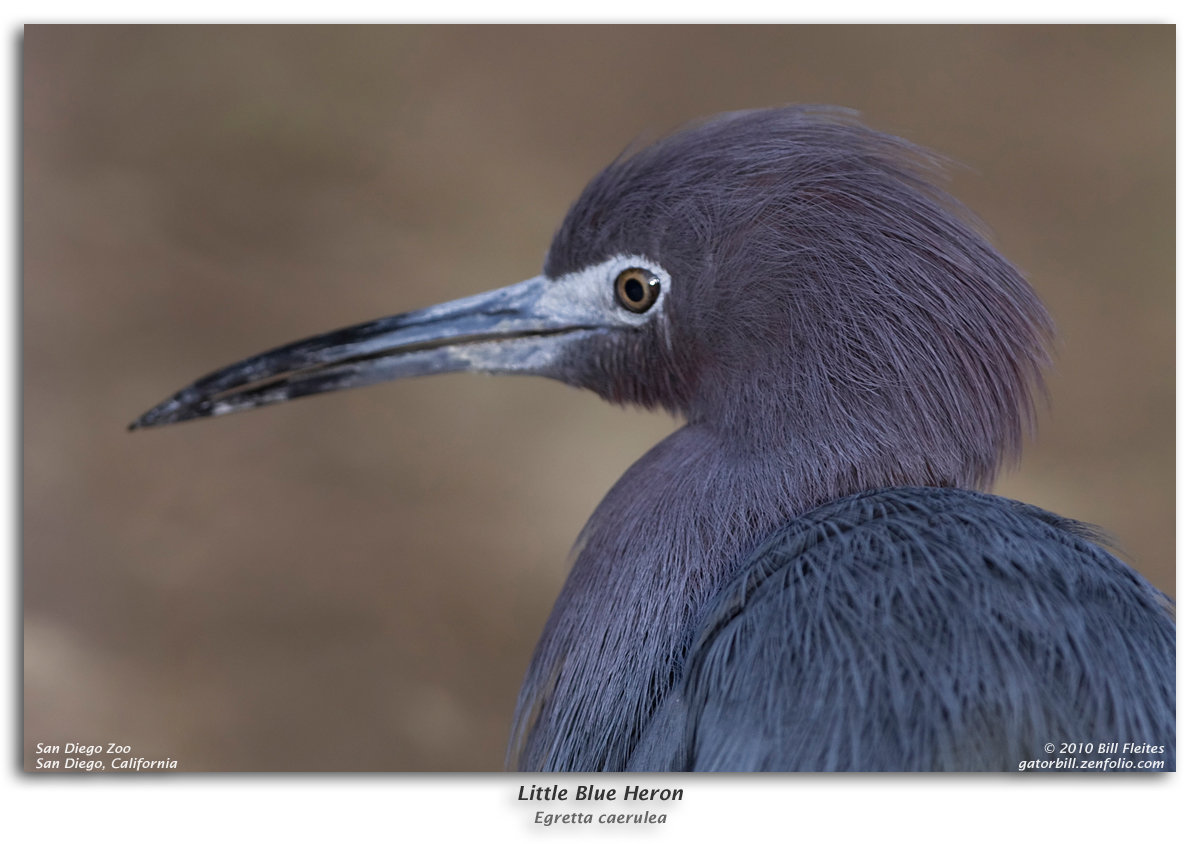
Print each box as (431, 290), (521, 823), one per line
(132, 107), (1174, 772)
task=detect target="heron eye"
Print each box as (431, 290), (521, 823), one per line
(615, 268), (661, 314)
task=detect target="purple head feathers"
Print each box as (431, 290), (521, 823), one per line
(547, 106), (1052, 497)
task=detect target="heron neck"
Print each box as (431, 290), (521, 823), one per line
(509, 423), (834, 771)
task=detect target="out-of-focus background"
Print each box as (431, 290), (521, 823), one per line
(24, 25), (1174, 771)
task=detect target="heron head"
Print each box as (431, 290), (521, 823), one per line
(132, 107), (1050, 494)
(542, 107), (1053, 490)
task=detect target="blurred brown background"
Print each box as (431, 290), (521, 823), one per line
(23, 25), (1174, 771)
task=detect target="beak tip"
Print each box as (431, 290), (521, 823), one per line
(128, 409), (163, 431)
(128, 396), (198, 431)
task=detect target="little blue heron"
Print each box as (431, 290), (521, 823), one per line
(132, 107), (1175, 772)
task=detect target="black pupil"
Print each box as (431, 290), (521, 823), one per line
(624, 278), (645, 302)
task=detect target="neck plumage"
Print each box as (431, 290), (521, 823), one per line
(508, 423), (850, 771)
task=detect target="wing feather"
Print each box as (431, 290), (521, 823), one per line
(628, 487), (1175, 771)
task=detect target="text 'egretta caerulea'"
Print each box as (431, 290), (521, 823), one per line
(132, 107), (1175, 772)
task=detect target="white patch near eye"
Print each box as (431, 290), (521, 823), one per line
(541, 254), (672, 330)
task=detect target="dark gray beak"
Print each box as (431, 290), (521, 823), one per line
(129, 268), (648, 430)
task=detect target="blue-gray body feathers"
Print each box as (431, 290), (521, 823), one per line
(627, 487), (1175, 771)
